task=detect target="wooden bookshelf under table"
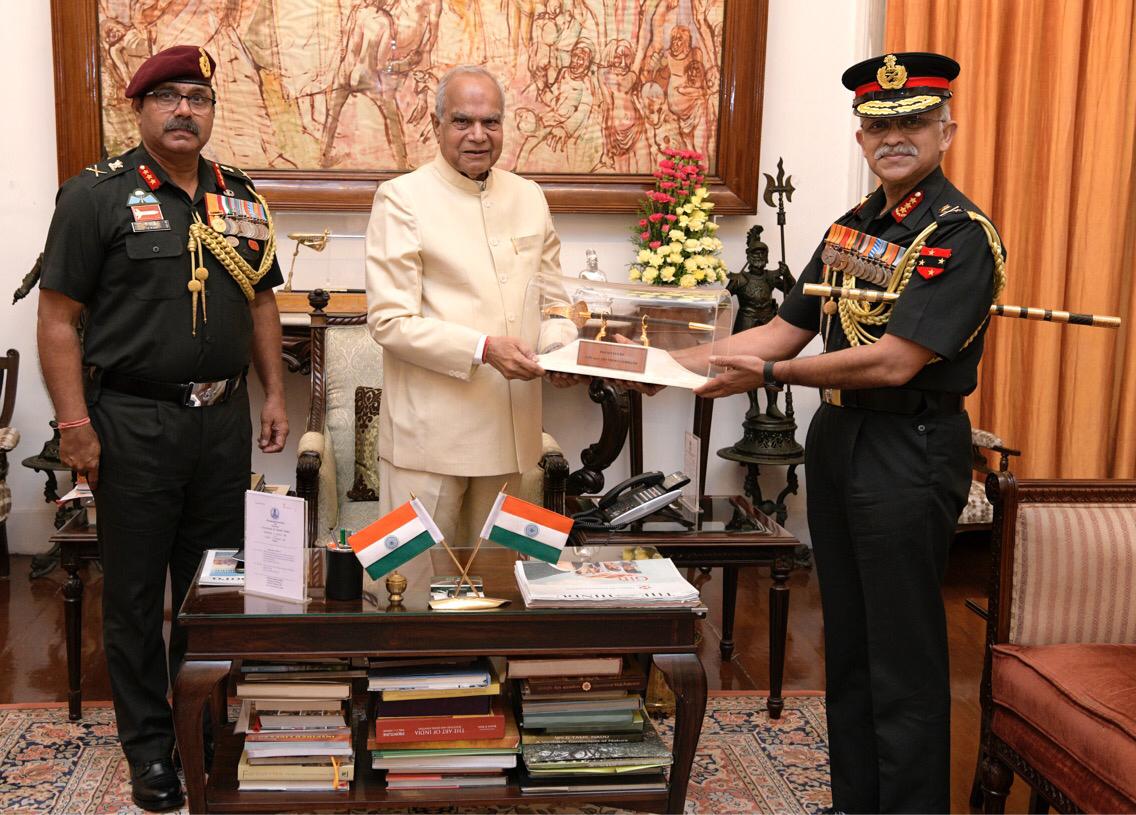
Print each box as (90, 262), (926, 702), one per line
(567, 494), (804, 718)
(174, 547), (707, 814)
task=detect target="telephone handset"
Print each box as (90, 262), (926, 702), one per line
(573, 471), (691, 530)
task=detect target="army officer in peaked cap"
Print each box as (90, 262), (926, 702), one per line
(656, 52), (1003, 812)
(37, 45), (287, 811)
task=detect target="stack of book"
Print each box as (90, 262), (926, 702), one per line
(368, 658), (518, 790)
(514, 559), (701, 608)
(234, 660), (360, 791)
(512, 656), (671, 794)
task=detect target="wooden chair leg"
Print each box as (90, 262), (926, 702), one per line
(981, 751), (1013, 814)
(0, 519), (8, 579)
(969, 744), (986, 809)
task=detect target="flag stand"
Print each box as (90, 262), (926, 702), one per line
(428, 537), (509, 610)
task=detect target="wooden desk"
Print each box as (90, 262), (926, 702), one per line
(174, 548), (707, 814)
(49, 513), (99, 721)
(568, 494), (803, 718)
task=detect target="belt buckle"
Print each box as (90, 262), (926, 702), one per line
(185, 379), (227, 407)
(822, 388), (843, 407)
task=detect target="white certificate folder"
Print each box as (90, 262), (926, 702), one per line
(242, 490), (309, 604)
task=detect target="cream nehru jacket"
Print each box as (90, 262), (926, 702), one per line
(365, 154), (562, 477)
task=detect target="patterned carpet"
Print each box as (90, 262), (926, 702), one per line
(0, 693), (831, 814)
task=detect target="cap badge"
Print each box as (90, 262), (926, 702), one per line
(198, 47), (211, 78)
(877, 54), (908, 90)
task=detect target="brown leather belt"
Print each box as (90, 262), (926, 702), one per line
(97, 369), (246, 407)
(821, 387), (963, 415)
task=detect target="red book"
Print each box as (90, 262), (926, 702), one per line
(374, 700), (505, 744)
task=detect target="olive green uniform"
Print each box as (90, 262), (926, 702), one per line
(39, 145), (281, 764)
(778, 167), (1003, 813)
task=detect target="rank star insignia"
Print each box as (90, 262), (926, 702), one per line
(916, 246), (952, 279)
(892, 189), (924, 222)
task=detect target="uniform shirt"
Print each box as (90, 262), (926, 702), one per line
(39, 145), (283, 383)
(779, 167), (1002, 395)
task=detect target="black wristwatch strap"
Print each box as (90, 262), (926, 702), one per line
(764, 360), (783, 390)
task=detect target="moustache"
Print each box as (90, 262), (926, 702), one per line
(874, 144), (918, 160)
(163, 117), (200, 136)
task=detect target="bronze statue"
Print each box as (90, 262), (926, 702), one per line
(727, 225), (795, 419)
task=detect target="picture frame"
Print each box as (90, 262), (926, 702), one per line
(49, 1), (767, 214)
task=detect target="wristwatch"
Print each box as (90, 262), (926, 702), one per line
(763, 360), (783, 391)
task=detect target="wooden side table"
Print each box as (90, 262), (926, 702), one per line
(567, 494), (805, 718)
(49, 513), (99, 720)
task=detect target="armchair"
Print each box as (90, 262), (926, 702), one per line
(976, 474), (1136, 813)
(957, 428), (1020, 533)
(0, 348), (19, 578)
(295, 292), (568, 549)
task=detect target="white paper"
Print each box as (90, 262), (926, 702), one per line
(243, 491), (308, 603)
(682, 432), (701, 513)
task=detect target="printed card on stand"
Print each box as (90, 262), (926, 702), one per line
(243, 490), (309, 604)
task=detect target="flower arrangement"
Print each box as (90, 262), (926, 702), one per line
(629, 149), (727, 287)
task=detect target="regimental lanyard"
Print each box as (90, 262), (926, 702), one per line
(820, 224), (904, 287)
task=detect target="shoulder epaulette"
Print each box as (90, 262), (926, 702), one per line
(80, 155), (132, 186)
(932, 202), (972, 224)
(847, 193), (872, 218)
(218, 163), (255, 185)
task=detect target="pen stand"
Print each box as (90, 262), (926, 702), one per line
(325, 546), (363, 601)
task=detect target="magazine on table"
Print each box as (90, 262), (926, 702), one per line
(513, 558), (700, 608)
(198, 549), (245, 586)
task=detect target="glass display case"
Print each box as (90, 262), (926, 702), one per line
(524, 273), (735, 389)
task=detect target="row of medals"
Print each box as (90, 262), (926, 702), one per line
(210, 214), (269, 246)
(820, 243), (894, 287)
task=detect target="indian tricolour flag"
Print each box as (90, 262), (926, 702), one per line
(479, 492), (574, 563)
(348, 499), (444, 579)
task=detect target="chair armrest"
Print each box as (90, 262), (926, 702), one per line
(296, 430), (338, 546)
(540, 432), (569, 514)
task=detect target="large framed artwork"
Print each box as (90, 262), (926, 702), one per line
(50, 1), (767, 213)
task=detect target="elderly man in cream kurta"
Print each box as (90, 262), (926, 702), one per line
(365, 65), (561, 546)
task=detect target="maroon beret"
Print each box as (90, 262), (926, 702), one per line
(124, 45), (216, 99)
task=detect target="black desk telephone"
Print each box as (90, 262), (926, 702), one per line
(571, 471), (691, 530)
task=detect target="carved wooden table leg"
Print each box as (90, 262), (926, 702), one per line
(60, 539), (83, 720)
(654, 653), (707, 815)
(174, 660), (231, 814)
(767, 557), (791, 719)
(719, 565), (738, 659)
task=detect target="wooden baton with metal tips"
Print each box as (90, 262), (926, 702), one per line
(802, 283), (1121, 329)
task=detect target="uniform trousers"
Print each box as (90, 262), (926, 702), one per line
(378, 457), (522, 549)
(91, 387), (250, 765)
(804, 402), (971, 814)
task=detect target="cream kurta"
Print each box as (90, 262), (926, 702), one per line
(365, 155), (560, 477)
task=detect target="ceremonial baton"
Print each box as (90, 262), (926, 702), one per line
(802, 283), (1121, 329)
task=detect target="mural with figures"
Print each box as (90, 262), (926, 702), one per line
(98, 0), (725, 175)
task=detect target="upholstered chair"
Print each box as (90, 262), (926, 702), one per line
(976, 473), (1136, 813)
(0, 349), (20, 578)
(957, 428), (1020, 532)
(294, 293), (567, 550)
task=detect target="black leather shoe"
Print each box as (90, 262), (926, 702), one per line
(129, 758), (185, 812)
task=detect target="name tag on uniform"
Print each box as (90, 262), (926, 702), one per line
(131, 220), (171, 232)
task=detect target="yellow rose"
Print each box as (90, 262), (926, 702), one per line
(679, 274), (697, 288)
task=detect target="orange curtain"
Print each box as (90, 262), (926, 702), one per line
(886, 0), (1136, 478)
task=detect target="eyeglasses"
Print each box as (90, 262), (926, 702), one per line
(144, 88), (216, 113)
(860, 115), (942, 136)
